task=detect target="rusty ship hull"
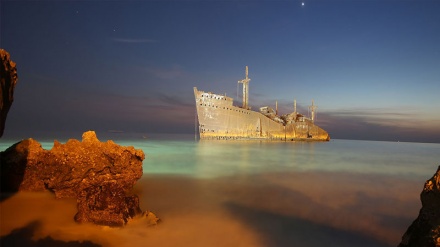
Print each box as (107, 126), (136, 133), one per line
(194, 87), (330, 141)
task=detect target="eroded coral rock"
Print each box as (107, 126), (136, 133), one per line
(0, 49), (18, 138)
(142, 211), (160, 226)
(0, 138), (44, 192)
(0, 131), (152, 227)
(398, 166), (440, 247)
(74, 181), (142, 226)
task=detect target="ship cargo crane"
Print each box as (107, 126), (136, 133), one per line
(308, 99), (317, 122)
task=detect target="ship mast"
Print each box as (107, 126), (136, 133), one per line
(294, 99), (297, 114)
(308, 99), (317, 122)
(238, 66), (251, 110)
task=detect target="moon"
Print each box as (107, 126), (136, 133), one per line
(301, 2), (305, 6)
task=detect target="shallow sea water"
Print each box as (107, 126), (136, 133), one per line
(1, 136), (439, 247)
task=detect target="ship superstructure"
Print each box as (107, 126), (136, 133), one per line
(194, 66), (330, 141)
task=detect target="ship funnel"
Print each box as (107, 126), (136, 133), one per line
(238, 66), (251, 109)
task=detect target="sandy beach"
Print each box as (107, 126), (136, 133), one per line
(1, 170), (422, 247)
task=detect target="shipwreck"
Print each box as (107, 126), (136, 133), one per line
(194, 66), (330, 141)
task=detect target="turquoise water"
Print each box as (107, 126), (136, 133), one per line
(2, 138), (437, 179)
(137, 139), (439, 179)
(1, 137), (439, 247)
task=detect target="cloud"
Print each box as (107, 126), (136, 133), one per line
(144, 65), (188, 80)
(316, 107), (440, 143)
(324, 107), (439, 129)
(156, 93), (193, 108)
(5, 71), (438, 143)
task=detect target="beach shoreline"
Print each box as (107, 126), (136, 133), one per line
(1, 170), (422, 247)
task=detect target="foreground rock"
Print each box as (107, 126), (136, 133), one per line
(0, 131), (158, 226)
(0, 49), (18, 138)
(398, 166), (440, 247)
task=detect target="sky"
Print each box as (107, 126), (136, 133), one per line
(1, 0), (439, 143)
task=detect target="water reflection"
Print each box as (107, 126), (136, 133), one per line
(192, 140), (325, 177)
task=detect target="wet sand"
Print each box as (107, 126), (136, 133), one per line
(1, 171), (421, 247)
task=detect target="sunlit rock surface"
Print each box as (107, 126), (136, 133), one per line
(398, 166), (440, 247)
(0, 49), (18, 138)
(0, 131), (156, 226)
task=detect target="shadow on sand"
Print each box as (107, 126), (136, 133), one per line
(0, 221), (101, 247)
(224, 202), (391, 247)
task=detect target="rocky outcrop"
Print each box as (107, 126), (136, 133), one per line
(398, 166), (440, 247)
(0, 49), (18, 138)
(0, 131), (158, 226)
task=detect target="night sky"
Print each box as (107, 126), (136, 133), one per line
(1, 0), (439, 143)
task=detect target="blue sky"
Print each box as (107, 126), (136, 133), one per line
(1, 0), (439, 143)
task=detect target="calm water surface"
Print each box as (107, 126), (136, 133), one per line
(1, 137), (439, 247)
